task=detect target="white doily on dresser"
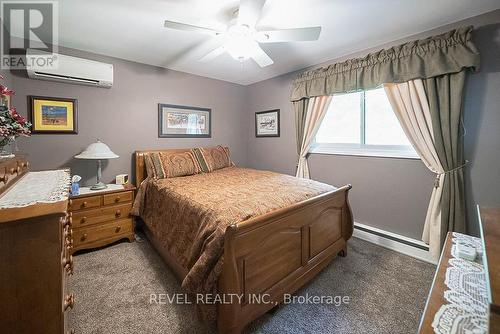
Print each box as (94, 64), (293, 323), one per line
(431, 233), (489, 334)
(0, 169), (70, 208)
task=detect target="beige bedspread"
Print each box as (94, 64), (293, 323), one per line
(133, 167), (335, 320)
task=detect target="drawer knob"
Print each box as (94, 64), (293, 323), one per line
(81, 217), (87, 224)
(81, 233), (88, 241)
(81, 201), (87, 208)
(115, 196), (121, 203)
(64, 293), (75, 311)
(115, 210), (121, 217)
(115, 226), (121, 233)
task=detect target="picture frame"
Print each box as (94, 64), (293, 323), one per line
(255, 109), (280, 137)
(28, 96), (78, 134)
(158, 103), (211, 138)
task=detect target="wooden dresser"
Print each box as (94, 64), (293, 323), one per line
(478, 207), (500, 333)
(419, 206), (500, 334)
(69, 183), (135, 254)
(0, 156), (74, 334)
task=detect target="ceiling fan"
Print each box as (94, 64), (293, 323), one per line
(164, 0), (321, 67)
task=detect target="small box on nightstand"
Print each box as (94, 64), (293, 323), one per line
(68, 183), (136, 254)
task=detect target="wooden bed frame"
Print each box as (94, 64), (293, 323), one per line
(134, 150), (353, 334)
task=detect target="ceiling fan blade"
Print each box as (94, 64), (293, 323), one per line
(198, 46), (226, 62)
(164, 20), (221, 36)
(238, 0), (266, 28)
(249, 42), (273, 67)
(255, 27), (321, 43)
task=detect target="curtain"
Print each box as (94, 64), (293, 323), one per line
(294, 96), (332, 179)
(422, 72), (467, 251)
(384, 73), (466, 258)
(291, 26), (479, 102)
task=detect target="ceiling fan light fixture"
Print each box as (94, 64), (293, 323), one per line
(224, 25), (255, 62)
(225, 38), (253, 62)
(164, 0), (321, 68)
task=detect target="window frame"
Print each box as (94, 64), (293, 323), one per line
(310, 89), (419, 160)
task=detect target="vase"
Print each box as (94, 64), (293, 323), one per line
(0, 137), (14, 158)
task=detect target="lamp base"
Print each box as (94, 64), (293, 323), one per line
(90, 182), (107, 190)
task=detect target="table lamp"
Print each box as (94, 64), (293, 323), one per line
(75, 140), (119, 190)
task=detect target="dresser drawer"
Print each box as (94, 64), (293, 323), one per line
(73, 218), (134, 248)
(103, 191), (133, 206)
(69, 195), (101, 210)
(72, 203), (131, 227)
(0, 158), (29, 195)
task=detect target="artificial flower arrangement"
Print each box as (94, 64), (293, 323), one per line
(0, 75), (31, 157)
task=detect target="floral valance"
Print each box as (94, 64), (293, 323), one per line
(290, 26), (480, 101)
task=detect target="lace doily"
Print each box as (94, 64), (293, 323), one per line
(0, 170), (70, 209)
(431, 233), (489, 334)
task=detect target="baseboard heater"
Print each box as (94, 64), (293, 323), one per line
(353, 222), (434, 264)
(354, 224), (429, 250)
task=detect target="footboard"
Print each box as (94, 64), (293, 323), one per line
(217, 185), (353, 334)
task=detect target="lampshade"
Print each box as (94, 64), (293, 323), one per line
(75, 140), (119, 160)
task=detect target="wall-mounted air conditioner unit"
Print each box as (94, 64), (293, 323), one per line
(26, 49), (113, 88)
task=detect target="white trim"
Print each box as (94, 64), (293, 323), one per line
(353, 222), (437, 264)
(310, 143), (420, 160)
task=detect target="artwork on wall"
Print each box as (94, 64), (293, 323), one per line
(28, 96), (78, 134)
(158, 103), (211, 138)
(255, 109), (280, 137)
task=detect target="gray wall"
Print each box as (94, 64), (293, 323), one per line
(8, 47), (247, 186)
(1, 69), (13, 88)
(245, 10), (500, 239)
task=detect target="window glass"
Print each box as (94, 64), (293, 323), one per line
(312, 88), (417, 158)
(365, 88), (412, 146)
(316, 92), (361, 144)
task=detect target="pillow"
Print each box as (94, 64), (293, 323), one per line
(144, 154), (158, 178)
(145, 151), (202, 179)
(193, 145), (232, 172)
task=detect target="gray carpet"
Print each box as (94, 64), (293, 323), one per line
(68, 237), (435, 334)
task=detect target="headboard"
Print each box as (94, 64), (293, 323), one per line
(134, 148), (193, 186)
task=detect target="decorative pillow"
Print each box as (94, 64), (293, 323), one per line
(192, 147), (210, 173)
(144, 153), (157, 178)
(145, 151), (201, 178)
(194, 145), (232, 172)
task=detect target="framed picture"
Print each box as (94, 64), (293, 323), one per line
(28, 96), (78, 134)
(158, 103), (211, 138)
(255, 109), (280, 137)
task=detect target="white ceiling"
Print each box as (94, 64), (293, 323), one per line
(52, 0), (500, 85)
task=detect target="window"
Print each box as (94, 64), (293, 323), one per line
(312, 88), (418, 159)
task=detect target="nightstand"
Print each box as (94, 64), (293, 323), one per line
(68, 183), (135, 254)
